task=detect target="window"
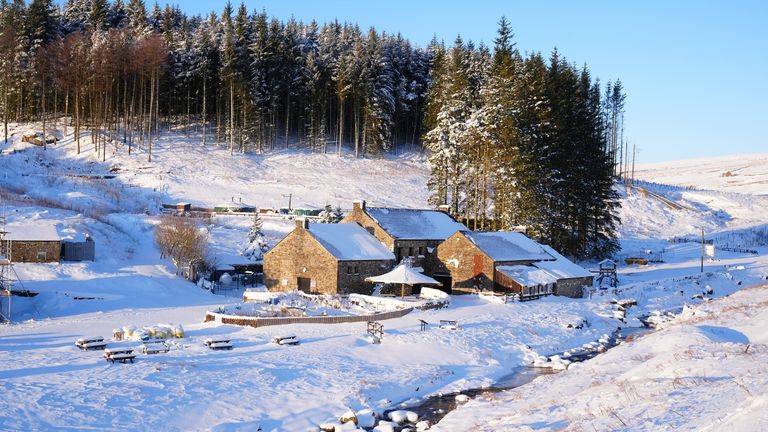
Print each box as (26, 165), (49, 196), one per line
(408, 247), (414, 257)
(37, 251), (47, 261)
(354, 266), (359, 275)
(418, 247), (424, 256)
(347, 266), (352, 275)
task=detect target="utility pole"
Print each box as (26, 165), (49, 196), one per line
(701, 227), (704, 273)
(282, 193), (292, 212)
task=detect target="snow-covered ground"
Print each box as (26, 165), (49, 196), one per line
(435, 283), (768, 431)
(1, 125), (768, 431)
(633, 153), (768, 195)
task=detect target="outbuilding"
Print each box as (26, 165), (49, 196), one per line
(264, 219), (395, 295)
(1, 225), (61, 263)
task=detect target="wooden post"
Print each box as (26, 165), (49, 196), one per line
(701, 227), (705, 273)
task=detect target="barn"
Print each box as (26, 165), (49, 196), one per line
(1, 225), (61, 263)
(264, 218), (395, 295)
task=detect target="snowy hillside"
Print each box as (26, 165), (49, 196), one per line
(634, 153), (768, 195)
(2, 126), (768, 431)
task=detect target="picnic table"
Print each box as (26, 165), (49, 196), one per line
(140, 340), (170, 354)
(76, 336), (107, 351)
(205, 337), (233, 350)
(103, 348), (136, 364)
(272, 335), (300, 346)
(439, 320), (460, 330)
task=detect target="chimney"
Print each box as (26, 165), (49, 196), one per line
(295, 218), (310, 230)
(352, 200), (366, 213)
(438, 204), (451, 214)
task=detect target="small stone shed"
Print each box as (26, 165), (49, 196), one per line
(1, 225), (61, 263)
(264, 219), (395, 295)
(341, 200), (466, 269)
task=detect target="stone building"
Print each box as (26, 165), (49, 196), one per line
(264, 218), (395, 295)
(1, 225), (61, 263)
(434, 230), (553, 294)
(433, 230), (593, 298)
(341, 200), (466, 270)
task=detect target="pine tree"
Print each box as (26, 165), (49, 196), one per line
(243, 212), (268, 260)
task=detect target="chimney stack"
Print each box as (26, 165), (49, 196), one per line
(438, 204), (451, 214)
(295, 218), (310, 230)
(352, 200), (367, 213)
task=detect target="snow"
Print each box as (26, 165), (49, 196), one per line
(309, 223), (396, 261)
(496, 265), (559, 287)
(365, 264), (442, 286)
(365, 207), (467, 240)
(1, 125), (768, 431)
(435, 284), (768, 431)
(463, 230), (553, 262)
(4, 224), (60, 241)
(535, 245), (593, 279)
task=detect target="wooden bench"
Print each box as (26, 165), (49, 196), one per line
(205, 338), (233, 350)
(103, 348), (135, 364)
(272, 335), (300, 346)
(439, 320), (460, 330)
(76, 337), (107, 351)
(106, 353), (136, 364)
(141, 340), (170, 354)
(419, 319), (429, 331)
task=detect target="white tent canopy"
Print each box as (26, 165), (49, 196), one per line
(365, 264), (442, 286)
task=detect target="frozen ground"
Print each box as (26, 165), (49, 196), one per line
(436, 283), (768, 431)
(1, 125), (768, 431)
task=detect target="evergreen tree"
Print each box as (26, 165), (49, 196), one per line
(243, 212), (269, 260)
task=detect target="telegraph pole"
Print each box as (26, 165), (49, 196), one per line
(701, 227), (704, 273)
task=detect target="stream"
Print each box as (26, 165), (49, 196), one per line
(374, 326), (653, 431)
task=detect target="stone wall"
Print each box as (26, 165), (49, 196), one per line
(434, 233), (495, 292)
(2, 240), (60, 263)
(264, 228), (339, 294)
(554, 277), (593, 298)
(204, 307), (414, 328)
(337, 260), (394, 294)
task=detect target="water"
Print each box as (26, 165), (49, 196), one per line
(375, 326), (652, 430)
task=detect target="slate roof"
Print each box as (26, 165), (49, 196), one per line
(534, 245), (593, 279)
(309, 223), (395, 261)
(365, 207), (467, 240)
(462, 231), (553, 262)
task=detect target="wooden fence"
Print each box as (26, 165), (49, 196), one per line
(204, 307), (414, 328)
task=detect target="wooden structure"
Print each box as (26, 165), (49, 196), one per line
(103, 348), (136, 363)
(264, 218), (395, 295)
(596, 259), (618, 288)
(76, 336), (107, 350)
(205, 337), (233, 350)
(272, 335), (300, 346)
(367, 321), (384, 343)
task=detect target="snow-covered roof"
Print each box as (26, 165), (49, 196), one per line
(58, 227), (88, 243)
(534, 245), (593, 280)
(365, 207), (467, 240)
(4, 225), (61, 242)
(497, 265), (559, 287)
(365, 264), (442, 286)
(463, 231), (553, 262)
(309, 223), (395, 261)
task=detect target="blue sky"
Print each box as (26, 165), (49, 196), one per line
(141, 1), (768, 162)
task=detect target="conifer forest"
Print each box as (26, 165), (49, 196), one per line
(0, 0), (628, 258)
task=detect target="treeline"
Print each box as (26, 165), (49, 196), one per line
(0, 0), (430, 158)
(424, 18), (623, 259)
(2, 1), (624, 258)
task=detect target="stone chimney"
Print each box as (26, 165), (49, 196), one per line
(438, 204), (451, 214)
(295, 218), (310, 230)
(352, 200), (367, 214)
